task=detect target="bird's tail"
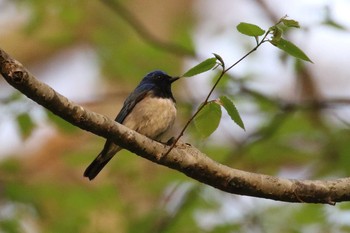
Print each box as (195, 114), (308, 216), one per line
(84, 141), (121, 180)
(83, 153), (113, 180)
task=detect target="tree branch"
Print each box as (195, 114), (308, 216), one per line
(1, 48), (350, 204)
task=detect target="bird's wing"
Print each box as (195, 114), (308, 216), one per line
(114, 83), (154, 123)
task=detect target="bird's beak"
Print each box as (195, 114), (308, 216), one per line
(170, 76), (180, 83)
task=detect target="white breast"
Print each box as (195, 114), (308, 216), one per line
(123, 97), (176, 140)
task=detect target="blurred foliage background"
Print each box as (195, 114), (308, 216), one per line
(1, 0), (350, 232)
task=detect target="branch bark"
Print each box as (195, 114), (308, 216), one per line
(1, 48), (350, 204)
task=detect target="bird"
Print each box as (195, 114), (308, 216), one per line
(84, 70), (179, 180)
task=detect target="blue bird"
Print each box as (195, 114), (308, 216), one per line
(84, 70), (179, 180)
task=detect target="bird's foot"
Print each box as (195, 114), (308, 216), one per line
(166, 137), (176, 146)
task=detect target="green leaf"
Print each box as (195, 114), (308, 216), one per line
(182, 57), (217, 77)
(236, 22), (265, 37)
(270, 25), (283, 43)
(219, 96), (245, 130)
(213, 53), (225, 68)
(194, 102), (222, 138)
(282, 19), (300, 28)
(271, 38), (313, 63)
(16, 113), (35, 138)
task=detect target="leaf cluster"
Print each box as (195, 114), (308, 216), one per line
(176, 16), (312, 139)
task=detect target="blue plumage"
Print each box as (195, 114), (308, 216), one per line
(84, 71), (179, 180)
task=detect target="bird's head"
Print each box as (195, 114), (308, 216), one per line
(140, 70), (179, 99)
(141, 70), (179, 87)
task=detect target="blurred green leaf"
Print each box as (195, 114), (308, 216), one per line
(211, 223), (241, 233)
(270, 25), (283, 42)
(271, 38), (313, 63)
(0, 158), (21, 174)
(0, 219), (20, 233)
(219, 96), (245, 130)
(293, 205), (325, 224)
(194, 102), (222, 138)
(236, 22), (265, 37)
(16, 113), (35, 139)
(59, 3), (83, 26)
(2, 92), (22, 104)
(182, 57), (217, 77)
(281, 19), (300, 28)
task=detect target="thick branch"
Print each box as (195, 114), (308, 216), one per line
(1, 48), (350, 204)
